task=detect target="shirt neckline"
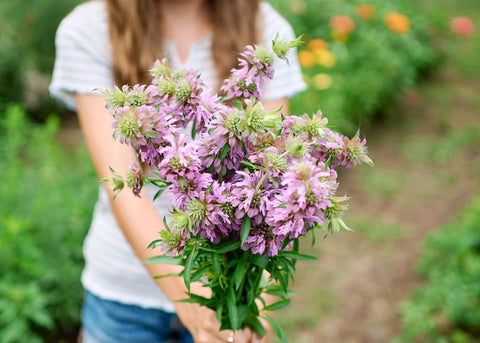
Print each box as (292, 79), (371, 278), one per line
(163, 34), (212, 68)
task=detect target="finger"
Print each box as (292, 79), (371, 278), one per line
(232, 328), (254, 343)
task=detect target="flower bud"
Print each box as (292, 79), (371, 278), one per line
(125, 161), (144, 197)
(245, 101), (266, 132)
(175, 79), (193, 103)
(150, 59), (171, 79)
(265, 150), (288, 172)
(128, 87), (149, 107)
(106, 86), (128, 109)
(224, 109), (242, 136)
(186, 199), (206, 224)
(262, 114), (282, 129)
(272, 35), (305, 60)
(286, 135), (307, 158)
(255, 46), (274, 65)
(114, 108), (141, 141)
(157, 78), (176, 97)
(170, 210), (190, 232)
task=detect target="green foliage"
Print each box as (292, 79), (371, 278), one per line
(0, 0), (83, 117)
(146, 234), (318, 341)
(395, 192), (480, 343)
(0, 105), (97, 342)
(267, 0), (439, 134)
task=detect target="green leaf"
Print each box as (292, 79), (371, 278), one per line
(234, 101), (243, 111)
(227, 286), (239, 331)
(184, 248), (198, 292)
(238, 304), (250, 327)
(220, 143), (230, 161)
(212, 253), (221, 275)
(190, 269), (206, 283)
(216, 302), (224, 322)
(325, 155), (332, 169)
(147, 239), (163, 249)
(331, 218), (341, 233)
(153, 273), (179, 280)
(234, 260), (246, 290)
(264, 315), (288, 343)
(263, 299), (291, 312)
(293, 238), (299, 252)
(215, 240), (241, 253)
(153, 188), (166, 201)
(240, 160), (258, 171)
(281, 251), (317, 261)
(278, 271), (289, 294)
(250, 254), (269, 269)
(337, 218), (354, 231)
(241, 217), (252, 244)
(278, 256), (296, 275)
(264, 287), (296, 297)
(245, 313), (266, 337)
(143, 131), (158, 139)
(176, 293), (212, 306)
(195, 245), (216, 252)
(191, 119), (197, 139)
(143, 255), (182, 265)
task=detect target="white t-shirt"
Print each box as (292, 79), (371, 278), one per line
(50, 0), (306, 311)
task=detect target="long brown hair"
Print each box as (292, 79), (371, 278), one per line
(106, 0), (260, 88)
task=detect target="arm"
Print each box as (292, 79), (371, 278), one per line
(262, 97), (289, 115)
(75, 93), (255, 343)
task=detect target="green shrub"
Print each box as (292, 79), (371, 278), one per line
(0, 0), (83, 119)
(267, 0), (439, 134)
(0, 105), (97, 342)
(394, 193), (480, 343)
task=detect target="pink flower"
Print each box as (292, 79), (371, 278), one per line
(451, 16), (475, 37)
(111, 105), (156, 148)
(221, 45), (275, 100)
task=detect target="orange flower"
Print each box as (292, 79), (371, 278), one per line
(307, 38), (329, 52)
(450, 16), (475, 37)
(355, 4), (375, 20)
(329, 15), (356, 34)
(298, 50), (316, 68)
(384, 12), (410, 34)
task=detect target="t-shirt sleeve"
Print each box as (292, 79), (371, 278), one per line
(259, 2), (307, 101)
(49, 2), (113, 111)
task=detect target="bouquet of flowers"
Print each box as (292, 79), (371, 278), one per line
(104, 36), (373, 341)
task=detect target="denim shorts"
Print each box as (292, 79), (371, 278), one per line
(81, 291), (194, 343)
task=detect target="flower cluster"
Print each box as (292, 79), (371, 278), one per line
(105, 35), (373, 339)
(105, 36), (372, 259)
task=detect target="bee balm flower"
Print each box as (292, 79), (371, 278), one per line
(298, 50), (316, 68)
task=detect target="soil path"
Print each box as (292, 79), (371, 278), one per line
(277, 64), (480, 343)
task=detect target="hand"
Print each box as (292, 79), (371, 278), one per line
(174, 282), (255, 343)
(175, 302), (255, 343)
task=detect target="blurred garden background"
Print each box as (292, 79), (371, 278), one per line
(0, 0), (479, 342)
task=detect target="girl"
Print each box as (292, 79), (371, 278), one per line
(50, 0), (306, 342)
